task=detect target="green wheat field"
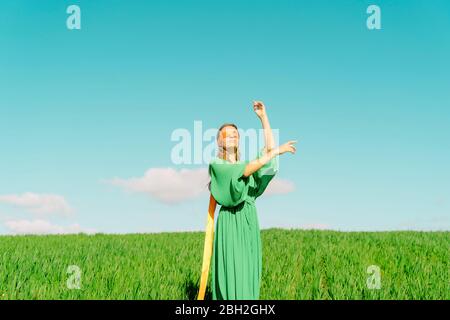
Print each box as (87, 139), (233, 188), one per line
(0, 229), (448, 300)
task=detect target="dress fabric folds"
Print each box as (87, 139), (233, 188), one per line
(209, 148), (278, 300)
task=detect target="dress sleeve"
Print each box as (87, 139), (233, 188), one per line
(209, 160), (250, 207)
(253, 147), (279, 198)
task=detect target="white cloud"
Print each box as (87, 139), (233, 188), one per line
(106, 167), (295, 204)
(4, 219), (96, 235)
(264, 178), (295, 195)
(0, 192), (73, 216)
(107, 167), (210, 204)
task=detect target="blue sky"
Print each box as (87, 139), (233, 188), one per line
(0, 0), (449, 234)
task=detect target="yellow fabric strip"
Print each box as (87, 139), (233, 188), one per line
(197, 194), (217, 300)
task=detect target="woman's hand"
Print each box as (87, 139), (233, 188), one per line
(273, 140), (297, 155)
(253, 100), (267, 119)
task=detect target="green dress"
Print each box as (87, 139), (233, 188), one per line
(209, 148), (279, 300)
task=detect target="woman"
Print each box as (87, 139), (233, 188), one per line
(208, 101), (297, 300)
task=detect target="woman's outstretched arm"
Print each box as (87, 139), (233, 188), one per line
(253, 100), (275, 153)
(243, 140), (297, 177)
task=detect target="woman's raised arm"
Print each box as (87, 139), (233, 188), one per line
(253, 101), (275, 154)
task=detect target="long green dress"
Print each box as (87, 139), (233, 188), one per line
(209, 148), (279, 300)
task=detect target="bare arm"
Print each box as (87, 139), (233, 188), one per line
(243, 149), (277, 178)
(243, 140), (297, 177)
(253, 101), (275, 153)
(244, 100), (297, 178)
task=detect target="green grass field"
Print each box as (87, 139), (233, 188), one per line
(0, 228), (448, 299)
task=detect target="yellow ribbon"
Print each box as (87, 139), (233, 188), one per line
(197, 193), (217, 300)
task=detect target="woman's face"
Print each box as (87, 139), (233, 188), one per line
(218, 126), (239, 149)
